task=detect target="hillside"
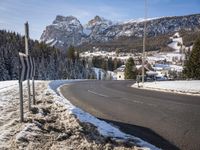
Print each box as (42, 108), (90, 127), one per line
(77, 29), (200, 53)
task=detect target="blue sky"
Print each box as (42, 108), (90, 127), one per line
(0, 0), (200, 40)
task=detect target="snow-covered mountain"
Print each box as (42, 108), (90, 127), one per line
(40, 15), (84, 49)
(40, 14), (200, 50)
(82, 16), (113, 42)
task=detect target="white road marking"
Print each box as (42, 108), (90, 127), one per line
(88, 90), (109, 98)
(123, 98), (157, 107)
(133, 100), (144, 104)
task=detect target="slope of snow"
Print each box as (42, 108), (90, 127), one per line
(168, 42), (180, 51)
(168, 32), (183, 52)
(132, 80), (200, 96)
(46, 38), (54, 44)
(48, 80), (160, 150)
(121, 17), (162, 24)
(50, 40), (57, 46)
(146, 32), (185, 65)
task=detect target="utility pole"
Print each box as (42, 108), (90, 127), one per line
(73, 29), (75, 46)
(142, 0), (147, 85)
(25, 22), (31, 111)
(32, 58), (36, 105)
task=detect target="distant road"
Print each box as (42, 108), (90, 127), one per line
(60, 80), (200, 150)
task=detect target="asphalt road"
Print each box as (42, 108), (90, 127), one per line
(60, 80), (200, 150)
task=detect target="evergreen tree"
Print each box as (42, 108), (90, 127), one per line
(67, 45), (75, 60)
(101, 59), (108, 71)
(183, 36), (200, 79)
(113, 58), (118, 70)
(107, 57), (114, 71)
(124, 57), (136, 79)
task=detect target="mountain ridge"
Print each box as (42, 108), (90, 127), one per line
(40, 13), (200, 51)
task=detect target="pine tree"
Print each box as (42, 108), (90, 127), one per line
(184, 36), (200, 79)
(124, 57), (136, 79)
(67, 45), (75, 60)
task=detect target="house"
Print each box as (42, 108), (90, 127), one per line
(114, 65), (125, 80)
(153, 64), (171, 78)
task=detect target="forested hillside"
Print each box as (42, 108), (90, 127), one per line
(77, 29), (200, 53)
(0, 30), (94, 81)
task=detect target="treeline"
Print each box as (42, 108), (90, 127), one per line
(77, 33), (174, 53)
(92, 56), (124, 71)
(0, 30), (94, 81)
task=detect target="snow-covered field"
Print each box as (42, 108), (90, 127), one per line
(132, 80), (200, 96)
(0, 80), (159, 150)
(80, 50), (135, 62)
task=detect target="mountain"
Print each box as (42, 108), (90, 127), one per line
(40, 14), (200, 51)
(40, 15), (84, 50)
(83, 16), (113, 42)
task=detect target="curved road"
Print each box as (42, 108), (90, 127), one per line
(60, 80), (200, 150)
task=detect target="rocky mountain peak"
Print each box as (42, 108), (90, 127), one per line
(53, 15), (75, 23)
(87, 16), (112, 27)
(52, 15), (81, 28)
(40, 15), (84, 50)
(94, 15), (103, 21)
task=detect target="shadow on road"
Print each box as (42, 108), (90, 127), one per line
(99, 118), (180, 150)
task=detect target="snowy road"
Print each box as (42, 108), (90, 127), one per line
(60, 80), (200, 150)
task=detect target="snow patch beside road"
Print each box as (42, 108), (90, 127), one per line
(132, 80), (200, 96)
(0, 80), (18, 92)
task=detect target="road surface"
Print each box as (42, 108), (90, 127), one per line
(60, 80), (200, 150)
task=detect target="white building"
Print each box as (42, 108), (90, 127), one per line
(114, 65), (125, 80)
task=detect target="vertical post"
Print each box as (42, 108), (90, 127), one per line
(25, 22), (29, 55)
(32, 77), (36, 105)
(137, 75), (140, 87)
(25, 22), (31, 111)
(32, 58), (36, 105)
(19, 81), (24, 122)
(142, 0), (147, 86)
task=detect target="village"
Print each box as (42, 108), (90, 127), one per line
(80, 32), (191, 81)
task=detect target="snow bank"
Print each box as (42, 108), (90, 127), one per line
(0, 80), (18, 92)
(132, 80), (200, 96)
(48, 80), (160, 150)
